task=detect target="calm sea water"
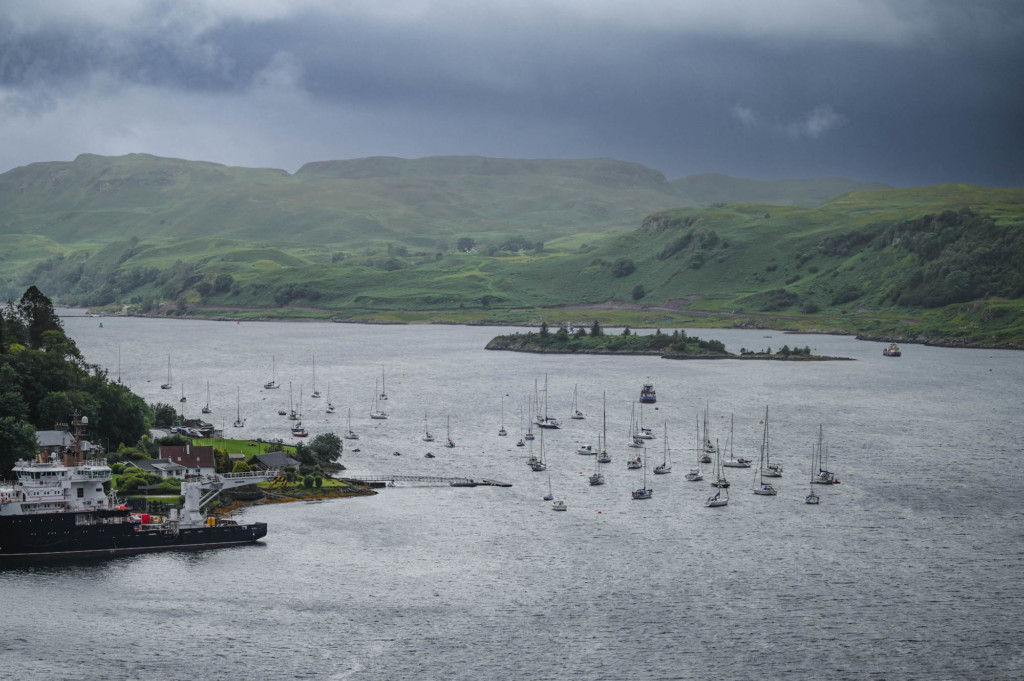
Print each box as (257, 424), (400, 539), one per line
(3, 317), (1023, 680)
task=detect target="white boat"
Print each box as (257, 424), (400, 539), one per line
(687, 416), (706, 481)
(626, 454), (642, 470)
(812, 425), (840, 484)
(179, 384), (187, 403)
(232, 387), (245, 428)
(344, 408), (359, 440)
(597, 393), (611, 463)
(325, 383), (335, 414)
(310, 354), (321, 398)
(423, 412), (434, 442)
(202, 380), (212, 414)
(287, 382), (298, 421)
(551, 498), (567, 511)
(524, 394), (535, 440)
(575, 444), (597, 456)
(529, 428), (546, 470)
(631, 449), (652, 499)
(160, 356), (172, 390)
(700, 403), (714, 463)
(588, 407), (605, 485)
(498, 395), (507, 436)
(655, 422), (673, 475)
(753, 408), (778, 496)
(627, 403), (644, 448)
(761, 406), (782, 477)
(535, 374), (561, 429)
(444, 415), (455, 448)
(705, 488), (728, 507)
(370, 379), (388, 419)
(805, 440), (821, 504)
(711, 436), (730, 488)
(636, 402), (654, 439)
(722, 413), (752, 468)
(570, 383), (585, 420)
(264, 355), (279, 390)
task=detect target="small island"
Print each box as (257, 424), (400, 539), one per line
(485, 322), (852, 361)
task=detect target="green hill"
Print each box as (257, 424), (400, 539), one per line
(1, 154), (1021, 346)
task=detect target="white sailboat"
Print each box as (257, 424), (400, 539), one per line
(516, 406), (526, 447)
(570, 384), (585, 420)
(805, 440), (821, 504)
(700, 403), (714, 463)
(201, 381), (211, 414)
(637, 402), (654, 440)
(310, 354), (321, 398)
(287, 382), (298, 420)
(655, 422), (673, 474)
(344, 408), (359, 440)
(686, 415), (704, 481)
(524, 394), (535, 441)
(179, 384), (187, 403)
(423, 412), (435, 442)
(232, 387), (245, 428)
(761, 406), (782, 477)
(711, 436), (730, 488)
(325, 383), (335, 414)
(290, 388), (308, 437)
(498, 395), (507, 436)
(631, 448), (653, 499)
(722, 413), (752, 468)
(536, 374), (561, 429)
(627, 403), (643, 449)
(812, 425), (840, 484)
(444, 415), (455, 448)
(753, 407), (778, 496)
(544, 472), (554, 500)
(370, 379), (388, 419)
(160, 356), (172, 390)
(530, 428), (546, 470)
(705, 486), (728, 507)
(264, 356), (279, 390)
(379, 368), (388, 401)
(589, 395), (607, 484)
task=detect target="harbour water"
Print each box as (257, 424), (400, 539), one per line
(3, 317), (1023, 680)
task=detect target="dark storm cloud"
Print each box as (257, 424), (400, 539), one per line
(0, 1), (1021, 187)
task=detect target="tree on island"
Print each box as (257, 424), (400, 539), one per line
(590, 320), (603, 337)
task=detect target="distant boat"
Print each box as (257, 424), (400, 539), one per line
(544, 472), (554, 500)
(498, 395), (508, 436)
(637, 402), (654, 440)
(551, 498), (567, 511)
(423, 412), (434, 442)
(525, 394), (535, 441)
(686, 416), (704, 481)
(160, 356), (172, 390)
(631, 449), (653, 499)
(264, 356), (279, 390)
(370, 379), (388, 419)
(232, 387), (245, 428)
(379, 367), (388, 401)
(425, 452), (435, 459)
(655, 422), (673, 475)
(179, 385), (186, 403)
(535, 374), (561, 429)
(597, 392), (611, 463)
(722, 413), (752, 468)
(752, 407), (778, 496)
(345, 408), (359, 440)
(811, 425), (840, 485)
(640, 381), (656, 404)
(589, 402), (605, 486)
(805, 439), (821, 505)
(530, 429), (546, 470)
(762, 407), (782, 478)
(705, 488), (728, 507)
(700, 403), (714, 463)
(883, 342), (902, 357)
(310, 354), (321, 398)
(201, 381), (211, 414)
(444, 415), (455, 448)
(570, 384), (585, 420)
(711, 435), (730, 489)
(325, 383), (335, 414)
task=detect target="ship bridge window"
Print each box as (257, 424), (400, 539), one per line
(77, 488), (84, 498)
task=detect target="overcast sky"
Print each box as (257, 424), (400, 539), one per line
(2, 0), (1022, 186)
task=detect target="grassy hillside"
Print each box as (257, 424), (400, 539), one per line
(1, 155), (1021, 346)
(672, 173), (892, 207)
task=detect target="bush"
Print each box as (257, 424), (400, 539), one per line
(303, 474), (315, 488)
(632, 285), (646, 300)
(611, 258), (636, 277)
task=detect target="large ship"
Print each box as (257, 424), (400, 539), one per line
(0, 415), (278, 562)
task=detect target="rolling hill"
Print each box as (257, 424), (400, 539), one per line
(1, 153), (1021, 346)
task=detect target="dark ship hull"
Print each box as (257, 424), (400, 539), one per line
(0, 509), (267, 561)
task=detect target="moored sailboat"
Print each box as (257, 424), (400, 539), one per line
(264, 355), (279, 390)
(752, 409), (777, 496)
(655, 422), (673, 475)
(631, 448), (653, 499)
